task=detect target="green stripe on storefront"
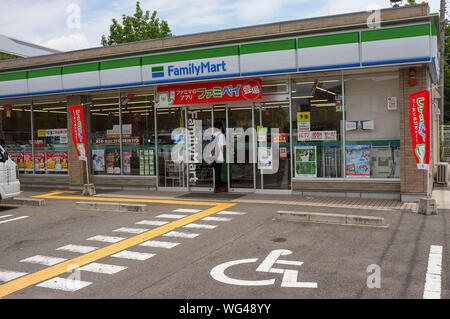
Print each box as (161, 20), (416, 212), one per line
(240, 39), (296, 54)
(361, 24), (430, 42)
(142, 46), (238, 65)
(152, 66), (164, 72)
(0, 71), (27, 82)
(431, 24), (437, 36)
(100, 57), (141, 70)
(28, 67), (62, 79)
(63, 62), (100, 75)
(298, 32), (359, 49)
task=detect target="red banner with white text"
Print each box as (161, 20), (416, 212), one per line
(155, 78), (262, 106)
(409, 90), (430, 170)
(69, 105), (87, 161)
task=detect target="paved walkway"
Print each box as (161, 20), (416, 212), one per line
(18, 187), (419, 213)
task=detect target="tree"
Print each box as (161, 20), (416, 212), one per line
(101, 1), (172, 46)
(0, 52), (18, 60)
(403, 0), (427, 5)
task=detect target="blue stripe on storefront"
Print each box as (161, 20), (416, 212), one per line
(362, 56), (431, 66)
(152, 72), (164, 78)
(299, 63), (360, 71)
(240, 68), (297, 76)
(142, 73), (241, 85)
(64, 85), (101, 92)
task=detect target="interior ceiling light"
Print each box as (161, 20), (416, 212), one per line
(311, 103), (337, 107)
(316, 87), (336, 96)
(292, 96), (314, 99)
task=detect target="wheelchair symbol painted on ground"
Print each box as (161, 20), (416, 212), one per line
(210, 249), (317, 288)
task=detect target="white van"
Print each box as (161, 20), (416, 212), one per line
(0, 145), (20, 201)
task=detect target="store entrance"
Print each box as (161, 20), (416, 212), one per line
(156, 102), (291, 193)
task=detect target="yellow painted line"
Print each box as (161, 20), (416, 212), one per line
(0, 191), (236, 298)
(33, 190), (221, 207)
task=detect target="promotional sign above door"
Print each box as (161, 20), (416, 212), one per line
(155, 78), (262, 107)
(409, 90), (430, 170)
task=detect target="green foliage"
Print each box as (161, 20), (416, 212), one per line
(403, 0), (427, 5)
(0, 52), (18, 60)
(101, 1), (172, 46)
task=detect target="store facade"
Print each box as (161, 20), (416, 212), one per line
(0, 5), (442, 201)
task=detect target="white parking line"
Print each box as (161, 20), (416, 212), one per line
(217, 211), (246, 215)
(56, 244), (98, 254)
(136, 220), (168, 226)
(78, 262), (127, 274)
(156, 214), (187, 219)
(202, 216), (232, 222)
(139, 240), (180, 249)
(423, 245), (443, 299)
(183, 223), (217, 230)
(86, 235), (126, 243)
(20, 255), (67, 266)
(36, 277), (92, 292)
(0, 270), (28, 282)
(0, 214), (13, 219)
(113, 227), (149, 234)
(163, 231), (199, 239)
(173, 208), (202, 213)
(111, 250), (155, 261)
(0, 216), (29, 225)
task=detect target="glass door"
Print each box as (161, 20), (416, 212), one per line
(187, 105), (213, 191)
(227, 106), (255, 191)
(255, 101), (291, 190)
(156, 107), (187, 189)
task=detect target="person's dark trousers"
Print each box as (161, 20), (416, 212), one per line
(213, 161), (223, 190)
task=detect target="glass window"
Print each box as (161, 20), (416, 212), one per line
(291, 78), (343, 179)
(262, 81), (288, 95)
(344, 72), (400, 179)
(121, 92), (156, 176)
(90, 94), (120, 175)
(32, 100), (68, 174)
(0, 101), (32, 174)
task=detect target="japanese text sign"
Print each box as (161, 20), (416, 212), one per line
(409, 90), (430, 170)
(156, 78), (262, 107)
(69, 105), (87, 161)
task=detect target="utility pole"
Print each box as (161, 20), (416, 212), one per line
(439, 0), (446, 161)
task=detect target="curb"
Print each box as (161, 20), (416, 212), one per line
(1, 197), (46, 206)
(246, 200), (409, 214)
(76, 201), (147, 212)
(277, 211), (387, 227)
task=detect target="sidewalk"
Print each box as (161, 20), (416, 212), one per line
(18, 187), (419, 215)
(432, 186), (450, 213)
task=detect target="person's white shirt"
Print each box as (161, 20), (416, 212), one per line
(213, 131), (227, 163)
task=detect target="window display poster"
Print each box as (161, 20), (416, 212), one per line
(34, 151), (46, 171)
(24, 152), (33, 171)
(258, 147), (273, 170)
(280, 147), (288, 159)
(257, 126), (267, 142)
(297, 112), (311, 132)
(123, 151), (132, 175)
(345, 145), (370, 178)
(295, 146), (317, 178)
(106, 149), (121, 174)
(92, 149), (105, 172)
(139, 149), (155, 176)
(9, 152), (24, 171)
(47, 151), (68, 171)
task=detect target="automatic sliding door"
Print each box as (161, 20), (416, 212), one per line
(227, 107), (255, 190)
(157, 107), (187, 189)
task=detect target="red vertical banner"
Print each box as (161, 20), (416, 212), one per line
(409, 90), (430, 170)
(69, 105), (87, 161)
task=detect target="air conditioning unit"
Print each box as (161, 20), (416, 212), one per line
(436, 162), (449, 185)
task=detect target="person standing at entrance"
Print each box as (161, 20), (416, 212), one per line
(213, 121), (226, 193)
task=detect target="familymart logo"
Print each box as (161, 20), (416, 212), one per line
(152, 60), (228, 79)
(152, 66), (165, 78)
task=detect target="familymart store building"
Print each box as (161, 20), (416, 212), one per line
(0, 5), (442, 201)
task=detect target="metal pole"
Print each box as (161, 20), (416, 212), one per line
(439, 0), (446, 161)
